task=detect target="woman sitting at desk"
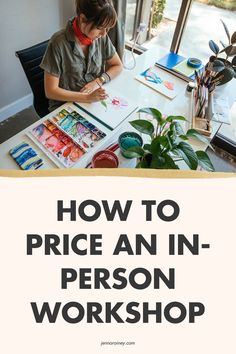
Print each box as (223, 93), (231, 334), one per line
(40, 0), (123, 112)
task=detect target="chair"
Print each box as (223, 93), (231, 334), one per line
(16, 40), (49, 118)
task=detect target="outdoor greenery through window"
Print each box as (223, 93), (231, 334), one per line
(126, 0), (236, 57)
(151, 0), (167, 28)
(180, 0), (236, 61)
(145, 0), (180, 50)
(197, 0), (236, 11)
(125, 0), (182, 50)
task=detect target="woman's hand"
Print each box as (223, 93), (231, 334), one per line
(80, 79), (101, 94)
(44, 72), (107, 104)
(86, 87), (107, 102)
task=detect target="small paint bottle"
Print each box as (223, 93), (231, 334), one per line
(186, 81), (196, 93)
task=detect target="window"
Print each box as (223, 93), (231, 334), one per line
(179, 0), (236, 62)
(179, 1), (236, 151)
(144, 0), (183, 50)
(125, 0), (187, 52)
(126, 0), (139, 42)
(125, 0), (236, 155)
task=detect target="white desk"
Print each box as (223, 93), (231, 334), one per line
(0, 47), (223, 169)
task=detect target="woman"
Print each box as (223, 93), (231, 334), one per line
(40, 0), (123, 112)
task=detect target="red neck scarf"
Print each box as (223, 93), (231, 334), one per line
(72, 16), (93, 46)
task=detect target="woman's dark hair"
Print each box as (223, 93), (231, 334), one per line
(76, 0), (117, 29)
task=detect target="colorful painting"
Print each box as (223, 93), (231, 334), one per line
(100, 96), (128, 112)
(29, 123), (86, 168)
(141, 68), (174, 91)
(135, 66), (181, 99)
(57, 115), (77, 132)
(75, 88), (138, 130)
(44, 135), (65, 153)
(56, 141), (85, 167)
(43, 119), (58, 133)
(9, 141), (43, 170)
(49, 109), (106, 151)
(28, 105), (107, 168)
(69, 123), (91, 149)
(31, 124), (53, 143)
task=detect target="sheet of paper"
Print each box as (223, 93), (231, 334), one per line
(135, 66), (182, 99)
(212, 96), (230, 124)
(75, 88), (138, 130)
(173, 59), (196, 77)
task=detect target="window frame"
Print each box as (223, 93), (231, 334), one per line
(127, 0), (194, 53)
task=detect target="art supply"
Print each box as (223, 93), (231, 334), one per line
(85, 142), (119, 168)
(186, 81), (196, 93)
(96, 80), (102, 88)
(9, 141), (43, 170)
(96, 79), (111, 105)
(187, 57), (202, 68)
(135, 66), (182, 99)
(156, 52), (185, 69)
(118, 131), (143, 158)
(91, 150), (119, 168)
(187, 83), (197, 129)
(75, 87), (138, 130)
(27, 104), (108, 168)
(174, 59), (196, 78)
(191, 70), (213, 136)
(155, 52), (203, 82)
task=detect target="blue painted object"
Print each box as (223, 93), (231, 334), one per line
(187, 57), (202, 68)
(118, 132), (143, 159)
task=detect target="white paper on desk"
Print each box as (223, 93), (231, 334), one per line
(75, 88), (138, 130)
(212, 96), (230, 124)
(135, 65), (183, 99)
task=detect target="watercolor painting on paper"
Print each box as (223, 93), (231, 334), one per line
(135, 66), (180, 99)
(75, 88), (138, 130)
(9, 141), (43, 170)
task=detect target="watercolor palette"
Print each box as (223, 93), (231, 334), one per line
(50, 109), (106, 150)
(28, 105), (107, 168)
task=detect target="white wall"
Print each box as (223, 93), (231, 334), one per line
(0, 0), (75, 118)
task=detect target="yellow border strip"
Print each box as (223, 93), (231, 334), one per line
(0, 169), (235, 178)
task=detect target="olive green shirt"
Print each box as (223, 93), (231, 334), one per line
(40, 18), (116, 111)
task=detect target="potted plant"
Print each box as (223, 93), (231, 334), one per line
(126, 108), (214, 171)
(207, 20), (236, 86)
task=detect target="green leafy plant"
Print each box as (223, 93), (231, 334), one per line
(207, 20), (236, 86)
(197, 0), (236, 11)
(152, 0), (166, 28)
(127, 108), (215, 171)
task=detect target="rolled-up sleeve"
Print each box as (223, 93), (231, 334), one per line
(40, 38), (62, 77)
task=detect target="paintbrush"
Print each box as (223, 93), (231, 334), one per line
(96, 80), (110, 101)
